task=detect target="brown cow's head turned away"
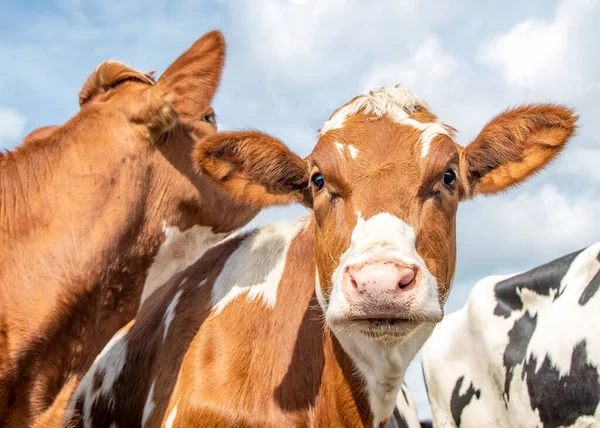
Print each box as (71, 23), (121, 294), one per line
(0, 31), (262, 426)
(195, 86), (576, 344)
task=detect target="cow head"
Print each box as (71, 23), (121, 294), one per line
(194, 86), (576, 344)
(74, 30), (258, 235)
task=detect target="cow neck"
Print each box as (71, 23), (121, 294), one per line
(274, 217), (376, 426)
(0, 132), (198, 417)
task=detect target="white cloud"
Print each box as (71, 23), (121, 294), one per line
(361, 36), (460, 94)
(456, 184), (600, 283)
(477, 0), (599, 98)
(225, 0), (470, 84)
(0, 108), (27, 148)
(359, 35), (503, 144)
(555, 147), (600, 186)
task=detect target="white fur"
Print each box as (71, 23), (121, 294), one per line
(165, 403), (178, 428)
(141, 222), (229, 304)
(316, 212), (440, 425)
(395, 384), (423, 428)
(141, 381), (155, 427)
(319, 86), (452, 159)
(163, 289), (184, 342)
(423, 243), (600, 427)
(66, 323), (134, 427)
(324, 212), (441, 324)
(336, 320), (435, 427)
(210, 218), (308, 314)
(334, 141), (360, 160)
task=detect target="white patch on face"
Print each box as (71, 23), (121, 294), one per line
(66, 322), (134, 426)
(165, 403), (178, 428)
(210, 217), (308, 314)
(333, 141), (360, 160)
(141, 381), (155, 427)
(348, 144), (359, 159)
(334, 141), (360, 160)
(315, 212), (441, 426)
(141, 222), (229, 305)
(319, 86), (451, 159)
(163, 289), (184, 342)
(322, 212), (441, 323)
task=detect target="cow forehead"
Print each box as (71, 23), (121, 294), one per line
(314, 86), (455, 167)
(310, 87), (458, 211)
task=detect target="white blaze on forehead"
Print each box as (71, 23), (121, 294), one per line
(210, 217), (309, 314)
(319, 86), (452, 158)
(66, 322), (134, 425)
(141, 222), (229, 305)
(163, 289), (184, 342)
(334, 141), (360, 160)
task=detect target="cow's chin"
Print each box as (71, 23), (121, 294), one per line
(352, 318), (422, 344)
(330, 313), (442, 345)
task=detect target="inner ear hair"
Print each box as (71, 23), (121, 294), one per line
(79, 60), (156, 106)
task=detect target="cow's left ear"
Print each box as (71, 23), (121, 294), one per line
(461, 104), (577, 199)
(194, 131), (311, 208)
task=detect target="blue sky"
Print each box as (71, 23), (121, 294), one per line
(2, 0), (599, 419)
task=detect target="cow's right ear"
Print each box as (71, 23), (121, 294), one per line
(154, 30), (225, 130)
(194, 131), (311, 208)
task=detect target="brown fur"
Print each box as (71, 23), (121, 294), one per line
(0, 30), (259, 427)
(58, 92), (577, 427)
(78, 61), (156, 106)
(464, 104), (577, 196)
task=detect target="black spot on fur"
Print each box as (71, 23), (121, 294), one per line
(578, 251), (600, 305)
(503, 312), (537, 402)
(524, 341), (600, 427)
(450, 375), (481, 426)
(387, 407), (410, 428)
(493, 249), (582, 318)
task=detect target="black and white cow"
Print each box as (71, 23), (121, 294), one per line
(387, 384), (433, 428)
(422, 242), (600, 427)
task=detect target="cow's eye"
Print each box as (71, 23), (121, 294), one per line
(443, 170), (456, 188)
(311, 173), (325, 190)
(203, 111), (216, 126)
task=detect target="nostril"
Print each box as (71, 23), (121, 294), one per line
(397, 268), (416, 289)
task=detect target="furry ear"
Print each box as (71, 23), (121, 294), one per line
(154, 30), (225, 128)
(462, 104), (577, 198)
(79, 61), (155, 106)
(194, 131), (311, 208)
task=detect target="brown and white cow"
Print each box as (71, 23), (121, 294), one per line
(62, 87), (576, 427)
(0, 31), (259, 426)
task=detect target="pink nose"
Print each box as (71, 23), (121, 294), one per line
(343, 261), (417, 297)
